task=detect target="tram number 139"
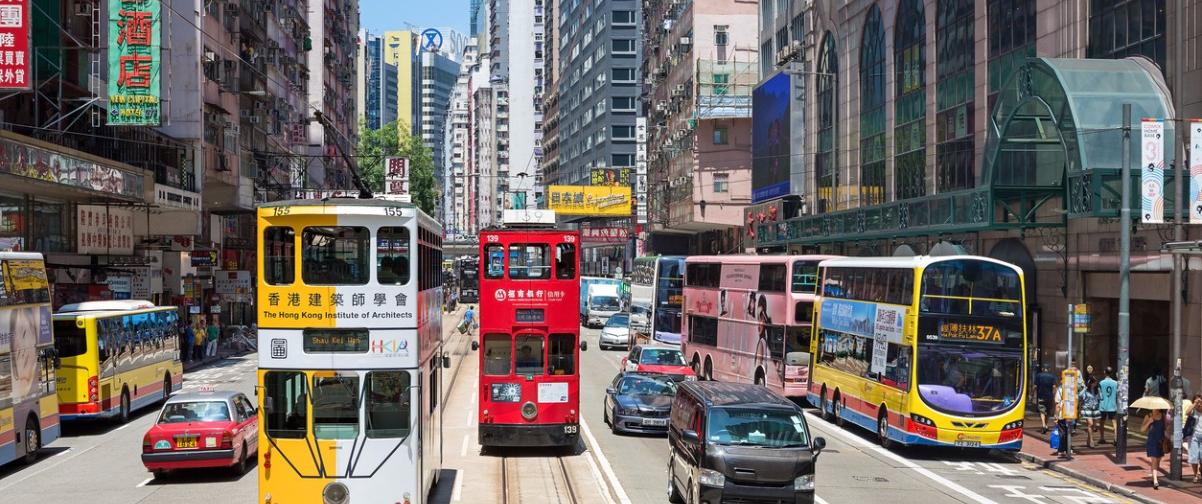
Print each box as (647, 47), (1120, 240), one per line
(564, 425), (578, 435)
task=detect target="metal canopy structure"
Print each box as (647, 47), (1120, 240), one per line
(754, 57), (1176, 249)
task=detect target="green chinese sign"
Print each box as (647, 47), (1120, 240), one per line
(107, 0), (160, 125)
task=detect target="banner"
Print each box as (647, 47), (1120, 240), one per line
(77, 205), (134, 255)
(1191, 121), (1202, 223)
(0, 0), (31, 90)
(108, 0), (161, 125)
(547, 185), (632, 216)
(1140, 119), (1164, 223)
(590, 168), (632, 186)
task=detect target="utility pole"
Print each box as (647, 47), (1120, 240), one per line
(1116, 104), (1132, 465)
(1168, 0), (1187, 481)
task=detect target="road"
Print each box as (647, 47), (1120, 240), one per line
(576, 325), (1134, 504)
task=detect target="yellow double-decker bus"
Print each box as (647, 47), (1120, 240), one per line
(809, 256), (1027, 450)
(53, 301), (183, 422)
(256, 199), (446, 504)
(0, 252), (60, 465)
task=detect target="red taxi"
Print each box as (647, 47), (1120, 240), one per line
(141, 390), (259, 477)
(621, 344), (696, 380)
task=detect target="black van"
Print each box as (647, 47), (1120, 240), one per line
(668, 381), (826, 504)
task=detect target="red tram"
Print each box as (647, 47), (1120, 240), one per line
(473, 226), (583, 446)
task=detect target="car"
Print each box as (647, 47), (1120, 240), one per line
(603, 372), (677, 434)
(621, 344), (695, 380)
(141, 390), (259, 477)
(599, 312), (631, 350)
(667, 381), (826, 504)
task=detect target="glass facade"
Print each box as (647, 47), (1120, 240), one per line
(859, 5), (886, 206)
(0, 193), (71, 253)
(816, 32), (838, 212)
(986, 0), (1036, 111)
(1087, 0), (1166, 71)
(935, 0), (976, 192)
(894, 0), (927, 200)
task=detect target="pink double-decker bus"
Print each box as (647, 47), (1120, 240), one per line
(681, 255), (839, 398)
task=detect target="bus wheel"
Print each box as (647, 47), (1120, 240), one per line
(162, 375), (172, 403)
(690, 355), (700, 376)
(703, 357), (713, 381)
(754, 369), (766, 387)
(819, 386), (831, 421)
(22, 415), (40, 464)
(119, 390), (131, 423)
(877, 409), (894, 449)
(832, 392), (846, 427)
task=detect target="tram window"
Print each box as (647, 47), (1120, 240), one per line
(264, 371), (308, 439)
(508, 244), (550, 279)
(485, 245), (505, 279)
(264, 227), (296, 285)
(312, 374), (361, 439)
(548, 334), (576, 375)
(377, 227), (411, 285)
(514, 335), (546, 376)
(483, 334), (512, 375)
(302, 227), (369, 285)
(555, 244), (577, 279)
(365, 371), (412, 439)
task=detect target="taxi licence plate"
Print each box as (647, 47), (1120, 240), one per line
(175, 436), (199, 449)
(954, 440), (981, 448)
(643, 418), (668, 427)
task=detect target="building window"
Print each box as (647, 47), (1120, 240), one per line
(761, 41), (773, 78)
(790, 15), (804, 43)
(613, 10), (635, 25)
(613, 67), (636, 83)
(713, 173), (730, 193)
(612, 96), (636, 111)
(613, 39), (636, 54)
(776, 28), (789, 53)
(987, 0), (1036, 111)
(816, 32), (839, 212)
(715, 25), (729, 46)
(713, 126), (728, 145)
(612, 125), (635, 140)
(712, 73), (730, 95)
(894, 0), (927, 200)
(1087, 0), (1165, 71)
(936, 0), (976, 192)
(612, 153), (634, 166)
(860, 5), (887, 206)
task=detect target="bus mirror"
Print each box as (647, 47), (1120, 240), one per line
(442, 355), (451, 368)
(579, 341), (588, 352)
(471, 340), (479, 351)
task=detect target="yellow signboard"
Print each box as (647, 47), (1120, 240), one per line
(3, 260), (48, 292)
(547, 185), (633, 216)
(938, 321), (1002, 343)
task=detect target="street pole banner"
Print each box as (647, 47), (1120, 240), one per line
(1141, 119), (1164, 224)
(108, 0), (162, 125)
(0, 0), (32, 90)
(1191, 121), (1202, 223)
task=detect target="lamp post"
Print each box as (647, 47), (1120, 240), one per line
(1116, 104), (1132, 464)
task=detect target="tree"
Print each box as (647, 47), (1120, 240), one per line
(356, 120), (437, 215)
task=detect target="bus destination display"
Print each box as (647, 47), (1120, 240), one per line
(515, 308), (544, 323)
(933, 322), (1002, 344)
(303, 330), (369, 353)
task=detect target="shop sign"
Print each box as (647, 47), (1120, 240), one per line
(581, 226), (630, 243)
(154, 183), (200, 211)
(215, 270), (251, 295)
(0, 0), (32, 90)
(130, 268), (151, 298)
(0, 136), (145, 198)
(191, 250), (217, 267)
(635, 117), (648, 224)
(547, 185), (632, 216)
(590, 167), (631, 186)
(106, 276), (132, 300)
(77, 205), (134, 255)
(384, 157), (410, 201)
(107, 0), (161, 125)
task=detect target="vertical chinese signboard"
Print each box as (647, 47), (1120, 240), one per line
(384, 157), (411, 201)
(108, 0), (161, 126)
(0, 0), (30, 90)
(635, 117), (648, 224)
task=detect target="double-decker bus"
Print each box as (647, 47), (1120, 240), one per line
(474, 224), (582, 446)
(53, 300), (182, 421)
(458, 256), (479, 303)
(256, 199), (447, 504)
(681, 255), (836, 397)
(0, 253), (59, 465)
(809, 256), (1027, 450)
(630, 256), (684, 345)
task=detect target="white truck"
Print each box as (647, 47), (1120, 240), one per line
(585, 284), (622, 328)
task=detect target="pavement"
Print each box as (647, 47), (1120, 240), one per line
(1015, 412), (1202, 504)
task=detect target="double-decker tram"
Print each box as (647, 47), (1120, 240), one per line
(457, 256), (479, 303)
(256, 199), (447, 504)
(473, 211), (583, 447)
(809, 255), (1028, 450)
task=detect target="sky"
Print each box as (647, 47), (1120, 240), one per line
(358, 0), (471, 36)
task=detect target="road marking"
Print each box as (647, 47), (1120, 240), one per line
(579, 418), (632, 504)
(804, 411), (1000, 504)
(581, 443), (618, 504)
(451, 469), (464, 501)
(460, 433), (469, 457)
(115, 422), (133, 431)
(0, 444), (98, 492)
(136, 477), (153, 488)
(815, 497), (830, 504)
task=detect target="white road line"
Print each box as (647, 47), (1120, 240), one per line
(0, 444), (98, 492)
(804, 411), (1000, 504)
(114, 422), (133, 431)
(459, 433), (469, 457)
(815, 496), (830, 504)
(579, 418), (632, 504)
(135, 477), (153, 488)
(451, 469), (464, 501)
(581, 444), (618, 504)
(462, 401), (474, 427)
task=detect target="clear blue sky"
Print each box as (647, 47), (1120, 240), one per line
(359, 0), (470, 35)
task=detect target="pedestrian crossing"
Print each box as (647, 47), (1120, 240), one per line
(181, 355), (258, 391)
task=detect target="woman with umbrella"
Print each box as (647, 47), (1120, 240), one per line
(1133, 395), (1172, 489)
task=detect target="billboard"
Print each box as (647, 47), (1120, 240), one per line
(108, 0), (161, 125)
(752, 72), (791, 202)
(547, 185), (632, 216)
(1140, 119), (1164, 223)
(0, 0), (31, 90)
(590, 167), (632, 186)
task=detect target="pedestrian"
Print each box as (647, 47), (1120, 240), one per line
(1035, 365), (1057, 433)
(1186, 395), (1202, 483)
(1142, 408), (1168, 489)
(1079, 380), (1101, 448)
(181, 321), (194, 362)
(193, 319), (205, 360)
(1098, 367), (1119, 444)
(1145, 368), (1166, 398)
(1054, 379), (1075, 457)
(206, 317), (220, 358)
(464, 305), (476, 334)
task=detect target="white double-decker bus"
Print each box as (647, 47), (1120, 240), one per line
(256, 199), (447, 504)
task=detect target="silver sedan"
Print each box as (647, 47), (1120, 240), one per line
(598, 312), (631, 350)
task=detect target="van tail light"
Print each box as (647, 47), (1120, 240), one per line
(220, 431), (233, 449)
(88, 376), (98, 402)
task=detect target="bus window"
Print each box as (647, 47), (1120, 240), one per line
(509, 244), (550, 279)
(485, 245), (505, 279)
(264, 371), (308, 439)
(302, 227), (370, 285)
(53, 320), (87, 358)
(880, 344), (911, 390)
(264, 227), (296, 285)
(312, 374), (360, 439)
(785, 326), (810, 364)
(0, 355), (10, 400)
(514, 335), (545, 376)
(548, 334), (575, 375)
(790, 261), (819, 293)
(365, 371), (412, 439)
(758, 264), (787, 292)
(377, 227), (411, 285)
(483, 334), (512, 375)
(555, 244), (577, 279)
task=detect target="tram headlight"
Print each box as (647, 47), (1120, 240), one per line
(322, 482), (349, 504)
(521, 401), (538, 420)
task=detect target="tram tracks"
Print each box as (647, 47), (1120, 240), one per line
(501, 453), (579, 504)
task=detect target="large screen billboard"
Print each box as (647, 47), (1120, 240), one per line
(752, 72), (791, 202)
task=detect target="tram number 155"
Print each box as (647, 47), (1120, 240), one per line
(563, 425), (578, 435)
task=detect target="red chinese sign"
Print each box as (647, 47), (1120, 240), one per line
(0, 0), (30, 90)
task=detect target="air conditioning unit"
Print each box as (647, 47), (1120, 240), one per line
(249, 116), (262, 124)
(679, 37), (691, 46)
(674, 84), (686, 95)
(790, 40), (802, 53)
(73, 1), (91, 16)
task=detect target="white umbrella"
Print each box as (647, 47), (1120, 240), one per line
(1130, 395), (1173, 410)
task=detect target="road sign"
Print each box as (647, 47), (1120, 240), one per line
(1072, 303), (1089, 334)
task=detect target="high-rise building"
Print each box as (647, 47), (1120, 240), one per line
(358, 32), (400, 130)
(421, 50), (461, 221)
(306, 0), (360, 190)
(489, 0), (546, 210)
(382, 31), (421, 133)
(470, 0), (486, 38)
(447, 40), (481, 238)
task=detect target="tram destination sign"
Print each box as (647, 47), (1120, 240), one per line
(303, 329), (369, 353)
